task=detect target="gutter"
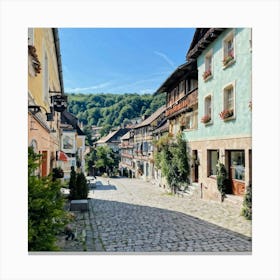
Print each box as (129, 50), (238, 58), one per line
(52, 28), (64, 95)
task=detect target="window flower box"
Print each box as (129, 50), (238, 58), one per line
(202, 69), (212, 80)
(219, 108), (234, 120)
(201, 114), (211, 124)
(223, 52), (234, 66)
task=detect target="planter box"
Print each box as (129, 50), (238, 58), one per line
(70, 199), (89, 211)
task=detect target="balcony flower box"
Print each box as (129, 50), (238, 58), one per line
(202, 69), (212, 80)
(201, 114), (211, 124)
(219, 108), (234, 120)
(223, 52), (234, 66)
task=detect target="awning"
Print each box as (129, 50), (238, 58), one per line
(57, 150), (69, 162)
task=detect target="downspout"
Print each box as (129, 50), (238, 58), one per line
(52, 28), (64, 95)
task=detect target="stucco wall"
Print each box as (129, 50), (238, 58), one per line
(184, 28), (252, 142)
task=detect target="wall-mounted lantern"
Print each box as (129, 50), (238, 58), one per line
(50, 94), (67, 112)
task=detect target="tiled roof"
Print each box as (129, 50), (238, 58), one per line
(95, 130), (119, 144)
(134, 105), (166, 128)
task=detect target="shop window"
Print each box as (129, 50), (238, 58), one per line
(229, 150), (245, 181)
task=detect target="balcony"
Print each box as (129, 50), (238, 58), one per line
(166, 88), (198, 119)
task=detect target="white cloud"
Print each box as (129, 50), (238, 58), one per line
(65, 82), (111, 93)
(154, 51), (175, 68)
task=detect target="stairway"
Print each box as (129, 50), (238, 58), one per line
(176, 182), (201, 198)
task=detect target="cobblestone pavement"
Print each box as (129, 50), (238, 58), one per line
(85, 177), (252, 254)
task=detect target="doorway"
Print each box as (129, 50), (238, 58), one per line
(41, 151), (48, 177)
(192, 150), (199, 183)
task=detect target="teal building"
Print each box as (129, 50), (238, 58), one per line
(184, 28), (252, 200)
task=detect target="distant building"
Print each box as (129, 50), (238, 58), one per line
(59, 110), (86, 178)
(95, 128), (131, 153)
(91, 125), (103, 140)
(119, 130), (135, 178)
(133, 106), (166, 181)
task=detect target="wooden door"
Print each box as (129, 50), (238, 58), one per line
(41, 151), (48, 177)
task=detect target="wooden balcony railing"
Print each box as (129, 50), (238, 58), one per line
(166, 88), (198, 118)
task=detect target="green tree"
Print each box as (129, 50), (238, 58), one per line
(155, 132), (190, 194)
(76, 172), (89, 199)
(95, 146), (115, 176)
(28, 147), (68, 251)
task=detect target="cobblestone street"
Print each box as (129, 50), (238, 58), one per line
(58, 177), (252, 253)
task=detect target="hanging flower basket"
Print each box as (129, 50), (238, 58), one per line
(201, 114), (211, 124)
(219, 108), (234, 120)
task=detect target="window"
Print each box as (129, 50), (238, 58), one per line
(220, 83), (235, 120)
(229, 150), (245, 181)
(203, 50), (212, 80)
(223, 30), (235, 66)
(208, 150), (219, 176)
(179, 80), (185, 95)
(202, 95), (212, 124)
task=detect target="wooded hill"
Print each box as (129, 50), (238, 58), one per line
(67, 93), (166, 134)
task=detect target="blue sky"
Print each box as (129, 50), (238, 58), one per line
(59, 28), (195, 94)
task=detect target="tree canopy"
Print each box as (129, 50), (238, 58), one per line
(67, 93), (166, 134)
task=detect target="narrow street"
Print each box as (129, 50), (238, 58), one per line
(72, 177), (252, 253)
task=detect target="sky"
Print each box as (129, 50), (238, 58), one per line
(59, 28), (195, 95)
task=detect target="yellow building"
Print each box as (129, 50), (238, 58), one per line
(28, 28), (66, 176)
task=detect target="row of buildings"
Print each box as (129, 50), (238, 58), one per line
(119, 28), (252, 201)
(28, 28), (86, 179)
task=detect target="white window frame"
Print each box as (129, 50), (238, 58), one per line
(222, 30), (235, 68)
(222, 81), (236, 120)
(204, 49), (213, 80)
(203, 94), (213, 125)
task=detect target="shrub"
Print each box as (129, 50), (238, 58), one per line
(28, 147), (69, 251)
(216, 161), (228, 202)
(52, 167), (64, 180)
(69, 166), (88, 200)
(241, 184), (252, 220)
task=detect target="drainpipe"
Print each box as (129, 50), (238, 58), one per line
(52, 28), (64, 95)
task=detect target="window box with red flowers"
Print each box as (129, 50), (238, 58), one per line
(201, 114), (211, 124)
(202, 69), (212, 81)
(219, 108), (234, 120)
(222, 51), (235, 68)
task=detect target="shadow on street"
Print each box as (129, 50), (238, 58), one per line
(90, 198), (252, 253)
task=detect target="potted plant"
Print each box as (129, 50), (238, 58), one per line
(222, 51), (234, 66)
(219, 108), (234, 120)
(202, 69), (212, 80)
(201, 114), (211, 124)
